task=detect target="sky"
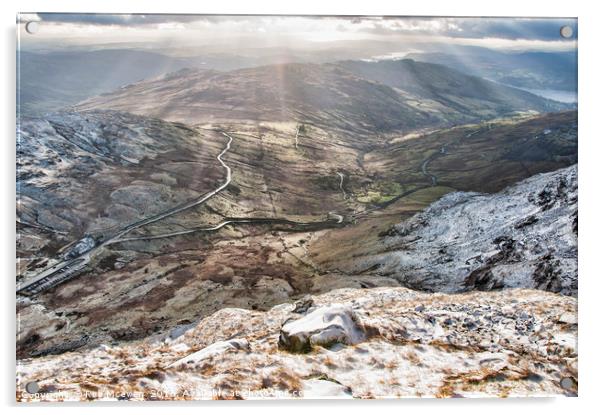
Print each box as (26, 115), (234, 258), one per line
(17, 14), (577, 54)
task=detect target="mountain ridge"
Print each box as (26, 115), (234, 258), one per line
(406, 49), (577, 92)
(74, 59), (569, 133)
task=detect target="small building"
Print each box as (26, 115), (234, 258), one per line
(64, 235), (96, 259)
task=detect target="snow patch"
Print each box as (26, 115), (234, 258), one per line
(168, 338), (249, 368)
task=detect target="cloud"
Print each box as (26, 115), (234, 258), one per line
(447, 18), (578, 41)
(356, 17), (577, 41)
(18, 14), (577, 53)
(29, 15), (577, 42)
(33, 13), (239, 26)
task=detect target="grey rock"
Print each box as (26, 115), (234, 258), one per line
(354, 165), (577, 296)
(279, 305), (365, 353)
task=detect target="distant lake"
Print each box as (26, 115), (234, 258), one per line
(487, 79), (578, 104)
(518, 88), (577, 104)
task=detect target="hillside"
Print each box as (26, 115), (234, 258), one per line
(330, 165), (578, 296)
(17, 111), (228, 275)
(406, 48), (577, 92)
(75, 60), (568, 132)
(17, 286), (577, 400)
(16, 81), (578, 402)
(339, 59), (567, 113)
(18, 50), (208, 116)
(17, 155), (579, 399)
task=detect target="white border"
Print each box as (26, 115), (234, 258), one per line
(2, 1), (601, 414)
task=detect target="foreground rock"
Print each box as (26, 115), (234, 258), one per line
(352, 165), (577, 296)
(17, 287), (577, 401)
(278, 305), (365, 352)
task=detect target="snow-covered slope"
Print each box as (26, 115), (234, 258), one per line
(351, 165), (577, 296)
(17, 286), (577, 401)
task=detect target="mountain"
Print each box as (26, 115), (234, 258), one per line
(17, 43), (424, 116)
(405, 48), (577, 92)
(339, 59), (566, 109)
(16, 50), (578, 399)
(75, 60), (568, 133)
(309, 113), (577, 286)
(18, 46), (576, 118)
(18, 50), (209, 116)
(342, 165), (578, 296)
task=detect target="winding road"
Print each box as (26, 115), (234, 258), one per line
(22, 125), (485, 295)
(18, 129), (345, 296)
(17, 219), (68, 236)
(110, 215), (343, 243)
(420, 143), (450, 186)
(107, 131), (233, 244)
(18, 131), (234, 295)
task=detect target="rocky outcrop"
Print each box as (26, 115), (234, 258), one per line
(353, 165), (577, 296)
(17, 286), (577, 401)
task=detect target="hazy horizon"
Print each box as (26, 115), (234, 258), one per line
(18, 14), (577, 57)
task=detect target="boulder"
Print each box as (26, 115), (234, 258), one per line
(278, 305), (364, 353)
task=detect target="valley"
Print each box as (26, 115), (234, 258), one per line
(16, 42), (578, 399)
(17, 102), (577, 360)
